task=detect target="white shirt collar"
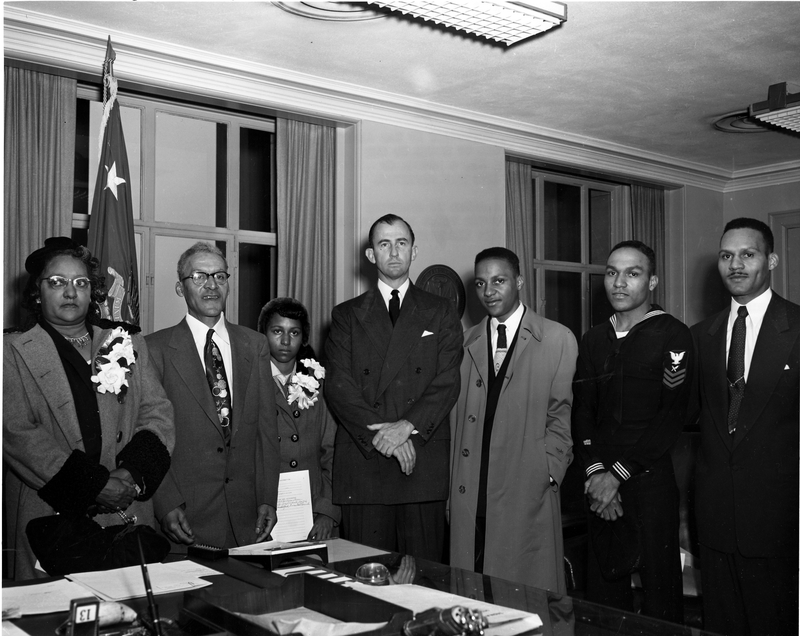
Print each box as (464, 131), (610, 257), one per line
(490, 302), (525, 352)
(729, 288), (772, 324)
(377, 278), (410, 309)
(186, 312), (229, 346)
(270, 360), (296, 385)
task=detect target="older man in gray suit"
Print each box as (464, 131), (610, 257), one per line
(147, 242), (279, 550)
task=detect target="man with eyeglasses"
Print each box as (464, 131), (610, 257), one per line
(146, 242), (280, 551)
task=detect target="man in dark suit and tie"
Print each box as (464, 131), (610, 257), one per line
(325, 214), (463, 561)
(692, 218), (799, 636)
(147, 242), (280, 550)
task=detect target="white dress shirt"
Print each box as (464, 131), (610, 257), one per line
(725, 288), (772, 382)
(186, 312), (234, 405)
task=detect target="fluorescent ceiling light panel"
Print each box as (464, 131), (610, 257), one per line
(750, 82), (800, 134)
(370, 1), (567, 45)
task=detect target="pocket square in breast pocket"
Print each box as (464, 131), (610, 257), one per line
(422, 330), (434, 337)
(786, 365), (791, 370)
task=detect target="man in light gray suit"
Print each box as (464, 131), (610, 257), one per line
(147, 242), (279, 550)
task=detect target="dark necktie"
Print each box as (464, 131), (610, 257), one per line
(727, 305), (748, 435)
(389, 289), (401, 326)
(205, 329), (232, 438)
(494, 324), (508, 372)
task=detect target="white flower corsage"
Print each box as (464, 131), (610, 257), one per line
(287, 358), (325, 410)
(91, 326), (138, 403)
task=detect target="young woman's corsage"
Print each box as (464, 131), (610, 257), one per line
(287, 358), (326, 410)
(91, 327), (138, 403)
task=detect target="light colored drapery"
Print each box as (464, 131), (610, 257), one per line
(276, 118), (336, 354)
(630, 184), (666, 308)
(4, 66), (76, 330)
(505, 160), (536, 308)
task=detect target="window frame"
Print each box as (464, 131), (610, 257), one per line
(530, 169), (628, 336)
(73, 85), (277, 333)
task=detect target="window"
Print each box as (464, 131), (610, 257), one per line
(72, 88), (276, 333)
(529, 170), (627, 338)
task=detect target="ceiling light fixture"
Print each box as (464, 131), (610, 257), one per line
(750, 83), (800, 134)
(369, 0), (567, 46)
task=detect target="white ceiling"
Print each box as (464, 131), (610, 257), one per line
(7, 1), (800, 173)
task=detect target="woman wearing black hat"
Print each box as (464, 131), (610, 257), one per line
(3, 237), (175, 580)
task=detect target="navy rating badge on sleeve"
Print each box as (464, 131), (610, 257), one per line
(663, 350), (687, 389)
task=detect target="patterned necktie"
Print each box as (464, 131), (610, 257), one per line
(494, 324), (508, 373)
(389, 289), (401, 326)
(205, 329), (232, 438)
(727, 305), (748, 435)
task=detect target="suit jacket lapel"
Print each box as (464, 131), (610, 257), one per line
(12, 325), (82, 446)
(502, 306), (538, 392)
(377, 286), (435, 398)
(354, 290), (392, 363)
(168, 319), (223, 437)
(704, 309), (734, 451)
(734, 296), (792, 448)
(228, 322), (253, 440)
(465, 317), (489, 387)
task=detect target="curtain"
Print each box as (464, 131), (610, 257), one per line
(276, 118), (336, 355)
(630, 184), (666, 308)
(4, 66), (76, 330)
(505, 160), (535, 308)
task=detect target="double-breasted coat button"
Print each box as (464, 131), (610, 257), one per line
(293, 410), (301, 418)
(291, 434), (299, 442)
(225, 477), (231, 484)
(459, 485), (466, 494)
(278, 436), (282, 442)
(374, 402), (380, 408)
(415, 367), (422, 374)
(116, 431), (123, 443)
(476, 379), (483, 387)
(407, 398), (414, 405)
(290, 460), (298, 468)
(363, 369), (370, 375)
(217, 447), (224, 453)
(462, 449), (470, 457)
(468, 415), (477, 423)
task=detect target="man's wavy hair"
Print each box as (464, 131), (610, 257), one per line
(22, 243), (107, 330)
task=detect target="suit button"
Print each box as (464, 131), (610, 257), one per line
(225, 478), (231, 484)
(407, 398), (414, 405)
(462, 449), (469, 457)
(293, 410), (301, 418)
(278, 436), (282, 442)
(374, 402), (380, 408)
(116, 431), (123, 443)
(291, 434), (299, 442)
(363, 369), (370, 375)
(415, 367), (422, 374)
(468, 415), (476, 423)
(459, 485), (465, 494)
(290, 460), (298, 468)
(217, 447), (224, 453)
(476, 379), (482, 387)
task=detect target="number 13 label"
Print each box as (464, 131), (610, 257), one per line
(75, 605), (97, 623)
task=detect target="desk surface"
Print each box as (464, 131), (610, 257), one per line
(5, 539), (720, 636)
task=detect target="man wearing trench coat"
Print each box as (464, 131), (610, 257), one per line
(449, 247), (577, 593)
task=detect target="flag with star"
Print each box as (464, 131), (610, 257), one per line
(87, 37), (140, 325)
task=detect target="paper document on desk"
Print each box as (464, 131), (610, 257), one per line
(271, 470), (314, 541)
(229, 539), (322, 556)
(346, 583), (542, 635)
(67, 560), (218, 601)
(1, 579), (92, 615)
